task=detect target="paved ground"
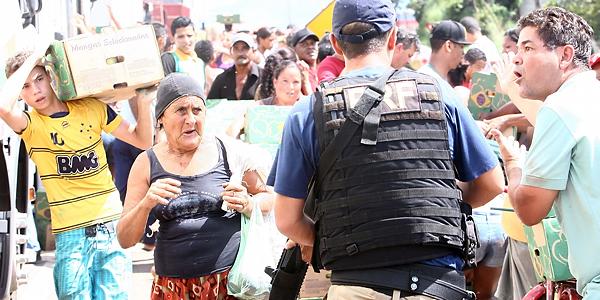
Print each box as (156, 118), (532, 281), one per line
(16, 243), (329, 299)
(17, 243), (154, 300)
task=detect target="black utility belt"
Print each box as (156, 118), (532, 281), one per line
(84, 221), (116, 237)
(372, 287), (418, 297)
(331, 263), (475, 300)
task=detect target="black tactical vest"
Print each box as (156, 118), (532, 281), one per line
(310, 69), (468, 271)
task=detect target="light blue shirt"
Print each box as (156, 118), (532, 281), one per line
(522, 71), (600, 295)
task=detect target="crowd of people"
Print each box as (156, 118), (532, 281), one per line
(2, 0), (600, 299)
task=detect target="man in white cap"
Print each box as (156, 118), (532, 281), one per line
(207, 33), (262, 100)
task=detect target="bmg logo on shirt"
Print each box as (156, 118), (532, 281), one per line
(56, 151), (99, 174)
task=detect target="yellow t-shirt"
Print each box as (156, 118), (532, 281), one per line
(20, 98), (123, 233)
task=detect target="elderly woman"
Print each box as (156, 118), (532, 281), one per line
(117, 73), (273, 300)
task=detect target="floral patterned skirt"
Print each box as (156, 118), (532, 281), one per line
(151, 269), (237, 300)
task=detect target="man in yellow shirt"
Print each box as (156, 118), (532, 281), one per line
(0, 41), (154, 299)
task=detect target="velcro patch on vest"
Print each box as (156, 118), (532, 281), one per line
(343, 80), (421, 113)
(325, 118), (345, 130)
(323, 101), (346, 113)
(416, 77), (437, 85)
(419, 91), (440, 101)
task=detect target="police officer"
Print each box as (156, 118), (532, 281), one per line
(269, 0), (504, 298)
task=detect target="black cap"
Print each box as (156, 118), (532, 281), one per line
(291, 28), (319, 47)
(155, 73), (205, 121)
(332, 0), (395, 43)
(430, 20), (471, 45)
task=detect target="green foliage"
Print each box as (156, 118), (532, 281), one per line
(409, 0), (521, 47)
(546, 0), (600, 41)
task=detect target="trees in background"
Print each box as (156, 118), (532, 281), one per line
(408, 0), (598, 50)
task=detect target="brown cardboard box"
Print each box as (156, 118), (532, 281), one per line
(49, 25), (163, 102)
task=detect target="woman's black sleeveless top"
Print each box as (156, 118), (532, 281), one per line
(149, 139), (241, 278)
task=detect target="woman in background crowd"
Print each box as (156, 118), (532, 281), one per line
(255, 47), (298, 99)
(228, 54), (304, 139)
(502, 28), (519, 55)
(257, 59), (303, 106)
(448, 48), (487, 106)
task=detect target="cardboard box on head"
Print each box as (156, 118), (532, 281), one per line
(44, 25), (164, 103)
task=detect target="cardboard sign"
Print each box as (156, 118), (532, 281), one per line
(44, 25), (164, 103)
(204, 99), (254, 137)
(245, 105), (291, 144)
(469, 72), (511, 120)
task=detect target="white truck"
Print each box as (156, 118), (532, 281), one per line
(0, 0), (81, 298)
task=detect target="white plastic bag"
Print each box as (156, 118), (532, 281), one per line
(227, 200), (286, 299)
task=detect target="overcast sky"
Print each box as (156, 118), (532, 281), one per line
(188, 0), (331, 30)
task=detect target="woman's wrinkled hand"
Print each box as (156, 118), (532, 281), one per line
(221, 182), (252, 214)
(141, 178), (181, 210)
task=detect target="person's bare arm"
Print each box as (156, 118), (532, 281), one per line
(107, 3), (122, 30)
(0, 38), (50, 132)
(117, 152), (181, 248)
(489, 129), (556, 225)
(225, 105), (255, 139)
(72, 13), (94, 35)
(483, 113), (532, 138)
(504, 162), (556, 225)
(127, 95), (139, 121)
(111, 88), (156, 149)
(457, 164), (505, 208)
(480, 102), (520, 120)
(297, 61), (313, 96)
(274, 193), (315, 247)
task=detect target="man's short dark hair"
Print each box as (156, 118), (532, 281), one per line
(464, 48), (486, 65)
(396, 29), (419, 51)
(460, 16), (481, 34)
(505, 28), (519, 43)
(194, 40), (214, 64)
(336, 22), (391, 59)
(430, 39), (446, 52)
(256, 27), (273, 40)
(317, 40), (335, 64)
(170, 16), (194, 36)
(518, 7), (594, 69)
(5, 51), (31, 78)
